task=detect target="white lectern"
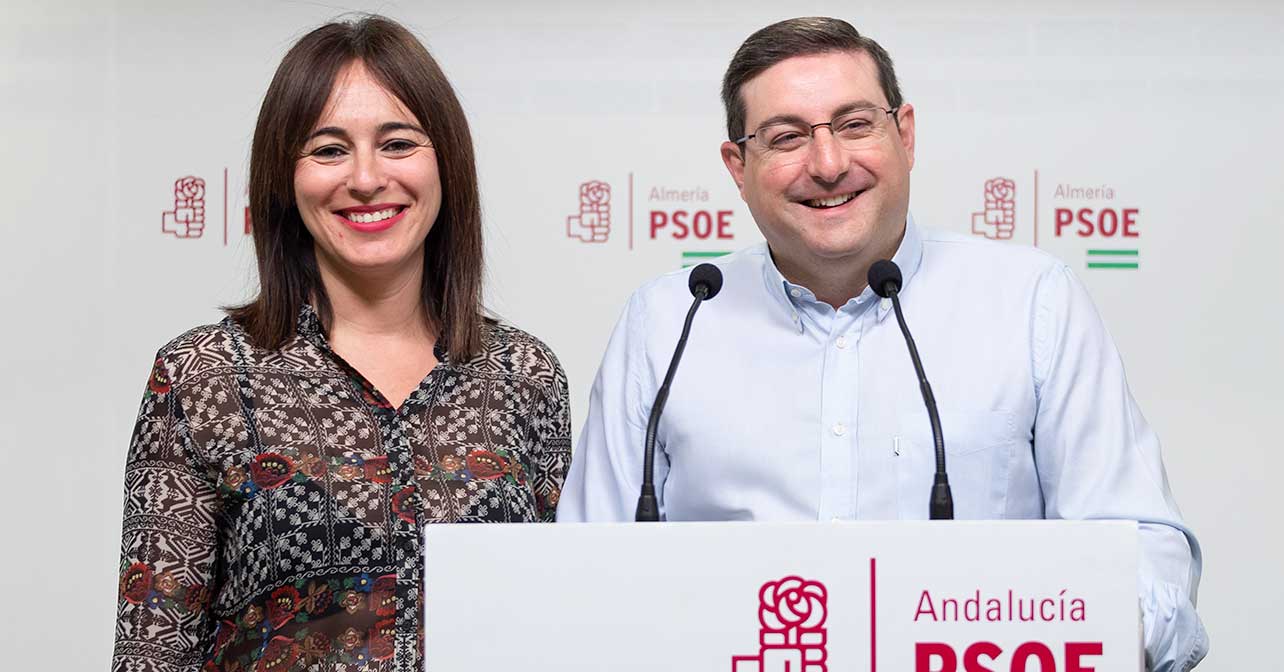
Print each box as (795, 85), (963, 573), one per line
(424, 521), (1139, 671)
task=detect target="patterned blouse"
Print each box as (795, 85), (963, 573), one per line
(113, 306), (572, 672)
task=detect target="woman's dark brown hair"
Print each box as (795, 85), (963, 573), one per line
(228, 15), (484, 360)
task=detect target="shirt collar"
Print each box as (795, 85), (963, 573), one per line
(758, 213), (925, 330)
(295, 301), (450, 362)
(297, 303), (325, 344)
(758, 246), (807, 334)
(880, 212), (924, 321)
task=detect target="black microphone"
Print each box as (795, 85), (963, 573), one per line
(868, 260), (954, 520)
(636, 262), (724, 521)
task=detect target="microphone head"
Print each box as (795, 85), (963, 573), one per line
(867, 259), (902, 298)
(688, 263), (724, 300)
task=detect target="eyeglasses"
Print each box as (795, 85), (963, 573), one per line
(735, 106), (900, 153)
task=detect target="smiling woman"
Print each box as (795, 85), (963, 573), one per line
(293, 62), (443, 303)
(233, 16), (480, 360)
(111, 15), (571, 672)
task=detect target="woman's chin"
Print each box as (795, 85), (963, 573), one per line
(325, 249), (423, 280)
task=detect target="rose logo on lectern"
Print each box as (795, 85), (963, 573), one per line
(732, 576), (829, 672)
(566, 180), (611, 243)
(161, 176), (207, 239)
(971, 177), (1016, 240)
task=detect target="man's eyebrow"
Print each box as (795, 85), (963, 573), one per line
(833, 100), (886, 116)
(749, 100), (888, 130)
(751, 113), (808, 130)
(304, 122), (427, 143)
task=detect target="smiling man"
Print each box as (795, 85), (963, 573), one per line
(557, 17), (1206, 671)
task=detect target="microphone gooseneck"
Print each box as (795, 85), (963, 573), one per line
(868, 259), (954, 520)
(636, 263), (724, 521)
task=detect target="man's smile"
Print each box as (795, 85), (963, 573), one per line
(801, 190), (864, 209)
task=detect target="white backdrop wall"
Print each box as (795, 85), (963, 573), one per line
(2, 1), (1281, 669)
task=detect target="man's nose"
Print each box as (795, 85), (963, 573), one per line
(805, 126), (848, 185)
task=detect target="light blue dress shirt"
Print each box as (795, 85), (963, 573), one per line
(557, 217), (1207, 671)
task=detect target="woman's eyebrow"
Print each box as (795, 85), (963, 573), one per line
(305, 122), (426, 143)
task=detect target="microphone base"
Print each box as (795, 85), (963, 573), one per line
(635, 489), (660, 522)
(929, 478), (954, 520)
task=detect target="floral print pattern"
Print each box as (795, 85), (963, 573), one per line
(113, 307), (571, 671)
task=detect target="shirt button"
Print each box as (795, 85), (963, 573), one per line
(835, 336), (848, 349)
(831, 422), (847, 436)
(791, 311), (799, 322)
(880, 297), (892, 310)
(790, 288), (802, 298)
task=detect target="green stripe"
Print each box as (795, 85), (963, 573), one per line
(1087, 262), (1139, 269)
(1086, 249), (1139, 256)
(680, 251), (732, 258)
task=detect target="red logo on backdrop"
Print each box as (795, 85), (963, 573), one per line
(567, 180), (611, 243)
(732, 576), (829, 672)
(162, 176), (206, 239)
(971, 177), (1015, 240)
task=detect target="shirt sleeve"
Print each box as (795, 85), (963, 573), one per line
(1031, 264), (1208, 671)
(534, 353), (574, 522)
(557, 290), (665, 521)
(113, 352), (220, 672)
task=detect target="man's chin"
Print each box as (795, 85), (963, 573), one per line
(789, 215), (905, 265)
(805, 248), (868, 266)
(798, 233), (874, 261)
(768, 242), (867, 273)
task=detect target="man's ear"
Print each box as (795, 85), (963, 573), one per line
(720, 141), (747, 197)
(896, 103), (916, 170)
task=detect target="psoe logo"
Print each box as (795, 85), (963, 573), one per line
(162, 176), (206, 239)
(566, 180), (611, 243)
(732, 576), (829, 672)
(971, 177), (1015, 240)
(1051, 183), (1140, 270)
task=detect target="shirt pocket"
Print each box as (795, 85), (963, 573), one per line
(893, 409), (1021, 519)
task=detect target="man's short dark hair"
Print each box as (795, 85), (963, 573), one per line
(721, 17), (903, 142)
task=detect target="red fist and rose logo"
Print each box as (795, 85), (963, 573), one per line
(566, 180), (611, 243)
(971, 177), (1016, 240)
(733, 576), (830, 672)
(161, 176), (207, 239)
